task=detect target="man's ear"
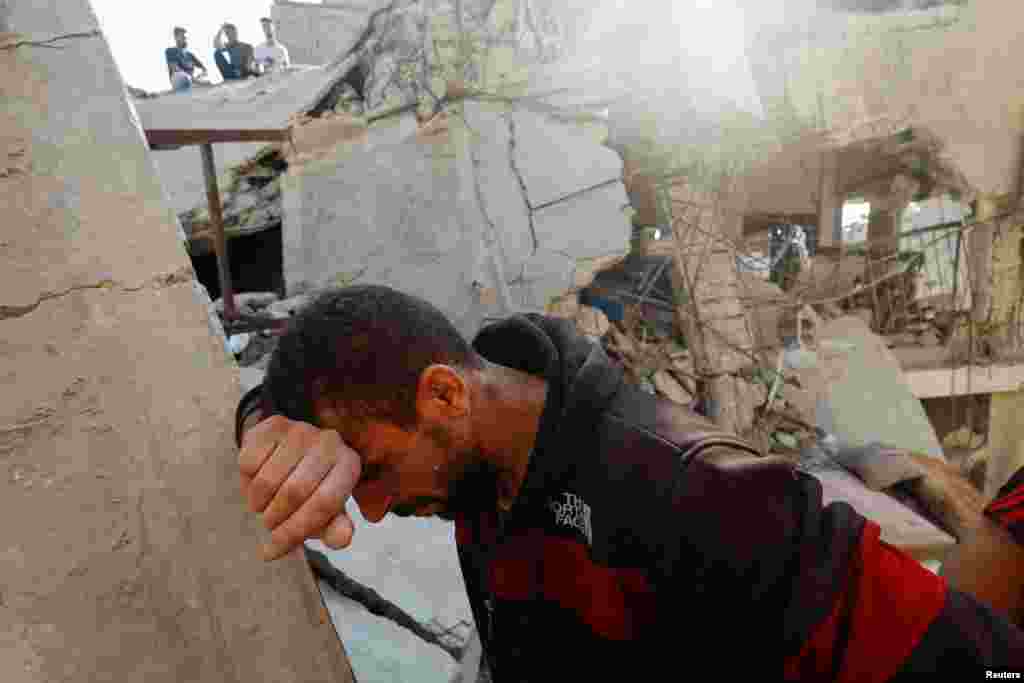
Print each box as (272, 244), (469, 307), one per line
(415, 365), (470, 421)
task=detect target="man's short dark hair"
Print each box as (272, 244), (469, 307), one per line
(223, 22), (237, 31)
(173, 26), (187, 35)
(263, 285), (483, 429)
(259, 17), (272, 23)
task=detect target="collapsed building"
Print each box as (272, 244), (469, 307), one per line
(7, 0), (1024, 680)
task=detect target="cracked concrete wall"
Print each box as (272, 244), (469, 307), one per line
(281, 100), (631, 338)
(272, 0), (390, 66)
(282, 111), (503, 339)
(0, 2), (355, 681)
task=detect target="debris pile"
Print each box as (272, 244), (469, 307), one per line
(791, 247), (957, 350)
(548, 254), (823, 457)
(180, 145), (288, 254)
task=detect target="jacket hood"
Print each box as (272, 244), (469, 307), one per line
(472, 313), (624, 505)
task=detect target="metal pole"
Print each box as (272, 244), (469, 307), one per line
(199, 142), (237, 321)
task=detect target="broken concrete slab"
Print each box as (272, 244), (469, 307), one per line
(281, 117), (502, 338)
(516, 248), (576, 311)
(272, 0), (394, 67)
(531, 181), (631, 259)
(139, 63), (364, 218)
(318, 583), (458, 683)
(509, 110), (622, 208)
(133, 64), (352, 132)
(150, 142), (270, 215)
(815, 316), (944, 459)
(307, 516), (472, 633)
(463, 102), (535, 282)
(281, 97), (631, 335)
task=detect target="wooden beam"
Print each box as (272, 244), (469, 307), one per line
(145, 128), (290, 149)
(200, 143), (236, 320)
(903, 363), (1024, 399)
(816, 148), (841, 249)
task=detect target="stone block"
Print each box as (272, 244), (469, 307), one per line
(308, 499), (473, 635)
(319, 584), (457, 683)
(463, 102), (535, 281)
(509, 109), (622, 208)
(517, 249), (576, 311)
(816, 316), (943, 458)
(532, 182), (631, 259)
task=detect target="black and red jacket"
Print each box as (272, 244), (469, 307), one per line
(237, 313), (1024, 680)
(987, 466), (1024, 546)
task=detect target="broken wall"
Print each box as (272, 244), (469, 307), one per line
(282, 100), (631, 338)
(280, 0), (632, 337)
(0, 1), (354, 680)
(272, 0), (387, 66)
(745, 0), (1024, 200)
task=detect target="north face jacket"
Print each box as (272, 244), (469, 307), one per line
(236, 313), (1024, 681)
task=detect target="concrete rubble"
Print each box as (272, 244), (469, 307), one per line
(144, 0), (997, 679)
(8, 0), (1016, 679)
(185, 1), (648, 679)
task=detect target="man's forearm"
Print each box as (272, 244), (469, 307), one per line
(941, 515), (1024, 622)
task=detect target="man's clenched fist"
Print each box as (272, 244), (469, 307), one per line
(238, 415), (362, 561)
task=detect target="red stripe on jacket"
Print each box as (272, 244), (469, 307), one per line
(487, 529), (659, 641)
(987, 487), (1024, 513)
(784, 521), (947, 682)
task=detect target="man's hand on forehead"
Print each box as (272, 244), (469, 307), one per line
(238, 415), (362, 561)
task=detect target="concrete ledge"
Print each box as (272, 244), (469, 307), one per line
(904, 363), (1024, 398)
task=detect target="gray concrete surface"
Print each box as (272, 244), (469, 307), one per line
(531, 182), (631, 258)
(0, 1), (355, 680)
(135, 64), (352, 214)
(318, 584), (458, 683)
(281, 102), (631, 336)
(815, 316), (944, 458)
(307, 497), (475, 682)
(273, 0), (391, 67)
(133, 64), (346, 131)
(510, 110), (623, 208)
(281, 113), (500, 339)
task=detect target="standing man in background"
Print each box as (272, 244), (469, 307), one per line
(165, 26), (207, 91)
(254, 17), (291, 75)
(213, 22), (256, 81)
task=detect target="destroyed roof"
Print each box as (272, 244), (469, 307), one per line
(133, 63), (352, 132)
(137, 61), (362, 215)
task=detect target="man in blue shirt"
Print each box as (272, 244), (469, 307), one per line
(213, 23), (256, 81)
(164, 27), (207, 91)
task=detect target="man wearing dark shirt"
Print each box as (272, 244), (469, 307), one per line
(164, 26), (207, 90)
(213, 22), (256, 81)
(235, 285), (1024, 680)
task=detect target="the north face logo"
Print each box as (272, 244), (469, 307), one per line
(548, 492), (593, 545)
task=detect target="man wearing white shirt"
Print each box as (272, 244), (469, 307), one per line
(254, 17), (291, 75)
